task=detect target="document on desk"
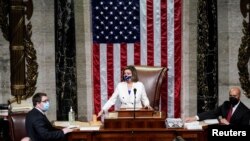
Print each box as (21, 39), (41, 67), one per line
(203, 119), (219, 125)
(184, 121), (202, 130)
(80, 126), (100, 131)
(53, 121), (90, 127)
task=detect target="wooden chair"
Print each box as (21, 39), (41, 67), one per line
(135, 65), (168, 111)
(8, 112), (28, 141)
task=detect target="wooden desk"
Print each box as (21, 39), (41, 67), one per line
(68, 111), (207, 141)
(67, 127), (208, 141)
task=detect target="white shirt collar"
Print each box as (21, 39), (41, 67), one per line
(232, 101), (240, 114)
(35, 107), (46, 115)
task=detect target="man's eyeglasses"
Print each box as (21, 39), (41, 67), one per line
(41, 100), (49, 103)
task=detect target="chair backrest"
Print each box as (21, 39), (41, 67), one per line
(8, 112), (28, 141)
(134, 65), (168, 111)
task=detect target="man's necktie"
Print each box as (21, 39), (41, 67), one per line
(226, 106), (232, 122)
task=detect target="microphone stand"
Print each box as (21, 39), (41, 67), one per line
(133, 88), (137, 119)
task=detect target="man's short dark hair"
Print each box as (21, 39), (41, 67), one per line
(32, 92), (47, 106)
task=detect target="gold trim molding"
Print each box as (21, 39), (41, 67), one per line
(11, 45), (24, 50)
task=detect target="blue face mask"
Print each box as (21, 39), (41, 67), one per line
(42, 101), (50, 112)
(123, 75), (132, 81)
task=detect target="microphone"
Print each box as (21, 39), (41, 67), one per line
(133, 88), (137, 95)
(133, 88), (137, 119)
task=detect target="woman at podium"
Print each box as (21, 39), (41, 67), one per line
(97, 65), (152, 117)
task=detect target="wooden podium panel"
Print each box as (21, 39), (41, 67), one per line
(104, 118), (166, 129)
(104, 110), (166, 129)
(117, 108), (154, 117)
(93, 130), (177, 141)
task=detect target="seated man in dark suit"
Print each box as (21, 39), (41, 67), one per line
(185, 87), (249, 125)
(25, 92), (73, 141)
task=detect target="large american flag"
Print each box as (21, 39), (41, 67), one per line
(92, 0), (182, 118)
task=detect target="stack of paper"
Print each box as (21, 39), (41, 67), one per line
(0, 109), (8, 116)
(80, 126), (100, 131)
(10, 100), (32, 112)
(54, 121), (90, 127)
(165, 118), (184, 128)
(203, 119), (219, 125)
(184, 121), (202, 130)
(0, 104), (9, 117)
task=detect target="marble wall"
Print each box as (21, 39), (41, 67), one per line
(218, 0), (250, 108)
(0, 0), (250, 121)
(75, 0), (93, 121)
(31, 0), (57, 119)
(0, 30), (10, 103)
(54, 0), (78, 120)
(182, 0), (198, 117)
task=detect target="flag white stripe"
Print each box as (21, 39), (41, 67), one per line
(100, 44), (108, 108)
(113, 43), (121, 109)
(167, 0), (175, 118)
(113, 43), (121, 87)
(140, 0), (147, 65)
(127, 43), (134, 65)
(154, 0), (161, 66)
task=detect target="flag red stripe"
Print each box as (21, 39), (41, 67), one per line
(174, 0), (182, 118)
(160, 0), (168, 113)
(107, 44), (114, 111)
(161, 0), (168, 67)
(120, 43), (127, 70)
(134, 42), (141, 65)
(147, 0), (154, 66)
(93, 43), (101, 115)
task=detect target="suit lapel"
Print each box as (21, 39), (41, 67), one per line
(231, 102), (242, 121)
